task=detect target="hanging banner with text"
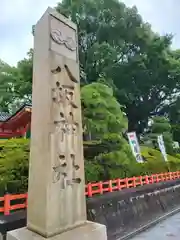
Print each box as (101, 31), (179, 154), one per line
(127, 132), (143, 163)
(157, 135), (167, 161)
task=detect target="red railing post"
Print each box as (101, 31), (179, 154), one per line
(4, 194), (10, 215)
(156, 174), (159, 183)
(133, 176), (136, 187)
(167, 172), (169, 180)
(117, 179), (121, 190)
(145, 175), (149, 185)
(140, 176), (143, 185)
(109, 180), (113, 192)
(165, 172), (168, 181)
(125, 178), (129, 188)
(169, 172), (172, 180)
(161, 173), (164, 181)
(99, 182), (103, 194)
(150, 175), (154, 184)
(172, 172), (175, 180)
(87, 183), (93, 197)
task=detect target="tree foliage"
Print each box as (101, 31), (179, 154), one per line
(81, 82), (135, 180)
(0, 60), (17, 112)
(1, 0), (180, 135)
(0, 49), (32, 113)
(57, 0), (180, 133)
(1, 0), (180, 185)
(15, 49), (33, 100)
(144, 116), (174, 155)
(81, 82), (127, 140)
(162, 96), (180, 144)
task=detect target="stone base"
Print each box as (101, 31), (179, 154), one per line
(7, 222), (107, 240)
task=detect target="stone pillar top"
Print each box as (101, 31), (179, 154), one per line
(40, 7), (77, 30)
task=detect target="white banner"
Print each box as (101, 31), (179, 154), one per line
(173, 141), (179, 149)
(157, 135), (167, 161)
(127, 132), (143, 163)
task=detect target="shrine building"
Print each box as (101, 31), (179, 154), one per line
(0, 104), (31, 139)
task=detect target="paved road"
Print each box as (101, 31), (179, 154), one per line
(131, 212), (180, 239)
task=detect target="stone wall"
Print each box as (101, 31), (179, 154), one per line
(87, 179), (180, 240)
(0, 211), (26, 240)
(1, 180), (180, 240)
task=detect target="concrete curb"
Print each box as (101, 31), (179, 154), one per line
(119, 207), (180, 240)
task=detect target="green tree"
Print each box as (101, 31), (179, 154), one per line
(15, 49), (33, 101)
(81, 82), (127, 140)
(81, 82), (135, 180)
(161, 82), (180, 145)
(159, 49), (180, 144)
(56, 0), (180, 134)
(0, 50), (33, 113)
(146, 116), (174, 155)
(0, 60), (18, 112)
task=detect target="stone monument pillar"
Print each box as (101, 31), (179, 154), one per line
(7, 7), (107, 240)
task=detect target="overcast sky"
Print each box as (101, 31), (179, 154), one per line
(1, 0), (180, 66)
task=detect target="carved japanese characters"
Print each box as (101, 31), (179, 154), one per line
(51, 64), (81, 189)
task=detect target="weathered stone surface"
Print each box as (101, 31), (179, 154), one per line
(26, 7), (86, 237)
(7, 222), (107, 240)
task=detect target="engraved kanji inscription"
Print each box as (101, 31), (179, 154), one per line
(52, 84), (78, 108)
(52, 161), (67, 189)
(64, 64), (78, 83)
(51, 66), (61, 74)
(71, 153), (81, 184)
(52, 153), (81, 188)
(54, 121), (78, 148)
(51, 64), (78, 107)
(51, 62), (81, 188)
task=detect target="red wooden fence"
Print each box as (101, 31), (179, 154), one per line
(1, 171), (180, 215)
(0, 193), (28, 215)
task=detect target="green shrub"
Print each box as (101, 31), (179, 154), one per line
(1, 138), (180, 193)
(85, 145), (180, 181)
(143, 116), (175, 155)
(141, 146), (180, 173)
(0, 138), (29, 193)
(85, 161), (103, 183)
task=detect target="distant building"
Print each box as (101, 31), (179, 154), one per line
(0, 104), (31, 139)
